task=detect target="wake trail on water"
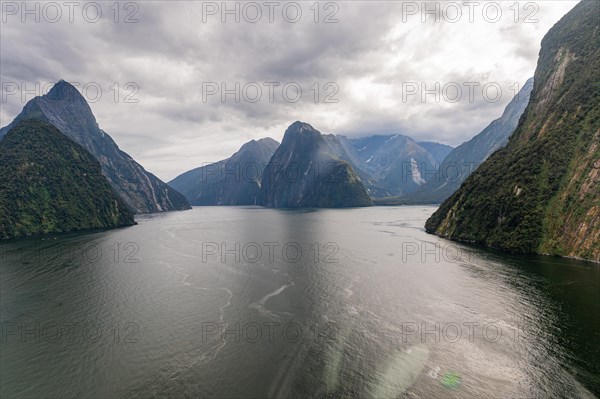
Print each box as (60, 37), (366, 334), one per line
(249, 282), (295, 320)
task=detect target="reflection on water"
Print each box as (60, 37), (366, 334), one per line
(1, 206), (598, 398)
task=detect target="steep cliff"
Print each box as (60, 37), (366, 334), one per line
(426, 0), (600, 262)
(261, 122), (372, 208)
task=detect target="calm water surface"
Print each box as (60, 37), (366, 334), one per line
(1, 206), (599, 398)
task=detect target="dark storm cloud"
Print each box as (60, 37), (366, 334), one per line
(0, 0), (578, 180)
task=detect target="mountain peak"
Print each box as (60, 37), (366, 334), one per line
(46, 80), (86, 103)
(283, 121), (320, 143)
(287, 121), (317, 133)
(237, 137), (279, 153)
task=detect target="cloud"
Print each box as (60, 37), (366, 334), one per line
(0, 0), (579, 180)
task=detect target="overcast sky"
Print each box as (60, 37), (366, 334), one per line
(0, 0), (578, 180)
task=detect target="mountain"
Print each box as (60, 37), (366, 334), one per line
(426, 0), (600, 262)
(384, 78), (534, 205)
(0, 119), (135, 239)
(417, 141), (454, 163)
(169, 138), (279, 205)
(0, 80), (190, 214)
(172, 130), (452, 204)
(336, 135), (446, 197)
(261, 122), (372, 208)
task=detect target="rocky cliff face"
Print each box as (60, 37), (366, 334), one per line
(426, 0), (600, 262)
(169, 138), (279, 205)
(261, 122), (372, 208)
(0, 80), (190, 214)
(0, 119), (135, 239)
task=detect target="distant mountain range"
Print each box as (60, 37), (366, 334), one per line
(170, 81), (538, 208)
(426, 0), (600, 262)
(0, 80), (190, 214)
(170, 127), (457, 206)
(0, 120), (135, 239)
(170, 96), (539, 207)
(338, 134), (447, 197)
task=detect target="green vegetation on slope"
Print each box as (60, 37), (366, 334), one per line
(426, 0), (600, 261)
(299, 159), (374, 208)
(0, 119), (135, 239)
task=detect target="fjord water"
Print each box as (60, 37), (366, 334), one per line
(1, 207), (598, 398)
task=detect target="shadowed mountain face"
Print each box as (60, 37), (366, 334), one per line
(0, 119), (135, 239)
(260, 122), (372, 208)
(0, 80), (190, 214)
(387, 78), (534, 205)
(426, 0), (600, 261)
(169, 138), (279, 205)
